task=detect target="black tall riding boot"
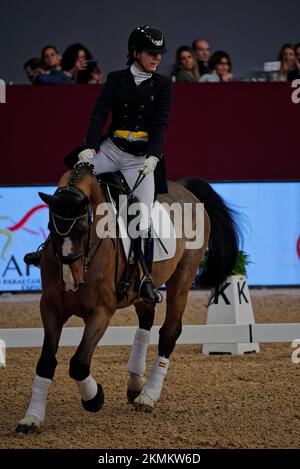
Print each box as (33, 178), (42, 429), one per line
(138, 235), (162, 304)
(23, 239), (48, 267)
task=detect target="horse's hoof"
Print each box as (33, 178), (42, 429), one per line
(127, 388), (141, 404)
(15, 415), (40, 434)
(127, 374), (146, 404)
(81, 383), (104, 412)
(133, 393), (155, 413)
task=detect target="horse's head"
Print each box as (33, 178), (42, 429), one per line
(39, 163), (99, 291)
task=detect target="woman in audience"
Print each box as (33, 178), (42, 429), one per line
(174, 46), (200, 82)
(287, 43), (300, 82)
(274, 43), (296, 81)
(200, 50), (233, 82)
(62, 43), (100, 84)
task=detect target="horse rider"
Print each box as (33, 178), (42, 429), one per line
(25, 25), (172, 303)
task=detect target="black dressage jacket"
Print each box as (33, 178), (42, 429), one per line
(84, 68), (172, 194)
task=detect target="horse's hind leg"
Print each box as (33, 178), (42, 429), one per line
(133, 261), (195, 412)
(16, 299), (63, 434)
(127, 302), (155, 403)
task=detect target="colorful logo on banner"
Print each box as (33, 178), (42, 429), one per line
(0, 204), (47, 258)
(0, 187), (52, 291)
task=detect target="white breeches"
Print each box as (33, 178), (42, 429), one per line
(93, 138), (154, 232)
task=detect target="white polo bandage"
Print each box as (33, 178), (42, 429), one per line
(25, 374), (52, 423)
(141, 355), (169, 402)
(75, 374), (98, 401)
(128, 328), (150, 376)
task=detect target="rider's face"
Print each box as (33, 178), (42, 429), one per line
(136, 51), (161, 72)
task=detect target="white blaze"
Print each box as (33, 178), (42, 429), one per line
(62, 237), (77, 291)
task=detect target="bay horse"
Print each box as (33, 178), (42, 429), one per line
(16, 163), (239, 433)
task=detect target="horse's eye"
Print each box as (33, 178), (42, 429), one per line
(78, 219), (89, 233)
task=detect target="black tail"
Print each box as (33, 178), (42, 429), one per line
(179, 178), (240, 301)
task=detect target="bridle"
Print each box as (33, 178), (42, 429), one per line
(50, 201), (93, 266)
(49, 163), (96, 267)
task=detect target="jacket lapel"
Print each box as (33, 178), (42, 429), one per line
(119, 68), (139, 97)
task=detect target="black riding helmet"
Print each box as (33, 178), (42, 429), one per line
(127, 25), (167, 65)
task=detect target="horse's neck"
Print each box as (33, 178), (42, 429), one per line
(87, 181), (107, 242)
(88, 180), (106, 209)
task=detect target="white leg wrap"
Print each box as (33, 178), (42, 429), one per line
(25, 374), (52, 423)
(128, 328), (150, 376)
(75, 374), (97, 401)
(141, 355), (169, 402)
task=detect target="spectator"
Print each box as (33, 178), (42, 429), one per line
(200, 50), (233, 82)
(62, 43), (101, 84)
(192, 39), (210, 75)
(23, 55), (73, 85)
(88, 66), (103, 84)
(34, 69), (73, 85)
(23, 57), (44, 83)
(274, 43), (296, 81)
(288, 43), (300, 82)
(31, 44), (73, 84)
(174, 46), (200, 82)
(41, 45), (62, 71)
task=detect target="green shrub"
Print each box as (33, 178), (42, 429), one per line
(200, 250), (250, 276)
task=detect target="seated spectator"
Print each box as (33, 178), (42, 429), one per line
(200, 50), (233, 82)
(23, 54), (73, 85)
(288, 43), (300, 82)
(62, 43), (101, 84)
(192, 39), (210, 75)
(37, 45), (73, 84)
(274, 43), (296, 81)
(88, 66), (103, 84)
(174, 46), (200, 82)
(41, 45), (62, 71)
(23, 57), (44, 83)
(34, 69), (73, 85)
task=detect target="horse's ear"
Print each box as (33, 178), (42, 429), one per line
(38, 192), (55, 206)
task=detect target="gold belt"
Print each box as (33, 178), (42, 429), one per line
(114, 130), (148, 140)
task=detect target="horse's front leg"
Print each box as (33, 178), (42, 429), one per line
(16, 298), (64, 433)
(127, 302), (155, 403)
(69, 305), (114, 412)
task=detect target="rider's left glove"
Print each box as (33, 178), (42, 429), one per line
(78, 148), (96, 163)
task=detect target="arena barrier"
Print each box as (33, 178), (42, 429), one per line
(1, 83), (299, 184)
(1, 324), (300, 348)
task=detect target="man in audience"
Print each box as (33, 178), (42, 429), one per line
(23, 58), (44, 83)
(23, 56), (73, 84)
(192, 38), (211, 75)
(41, 45), (62, 71)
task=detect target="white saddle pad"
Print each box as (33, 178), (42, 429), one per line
(115, 199), (177, 263)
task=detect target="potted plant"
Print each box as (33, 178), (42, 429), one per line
(192, 250), (250, 289)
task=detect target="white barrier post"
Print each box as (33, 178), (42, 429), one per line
(202, 275), (260, 355)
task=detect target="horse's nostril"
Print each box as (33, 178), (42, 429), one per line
(78, 280), (85, 287)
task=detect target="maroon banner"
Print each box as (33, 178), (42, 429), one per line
(0, 82), (299, 184)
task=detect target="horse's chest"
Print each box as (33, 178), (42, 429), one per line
(61, 292), (97, 318)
